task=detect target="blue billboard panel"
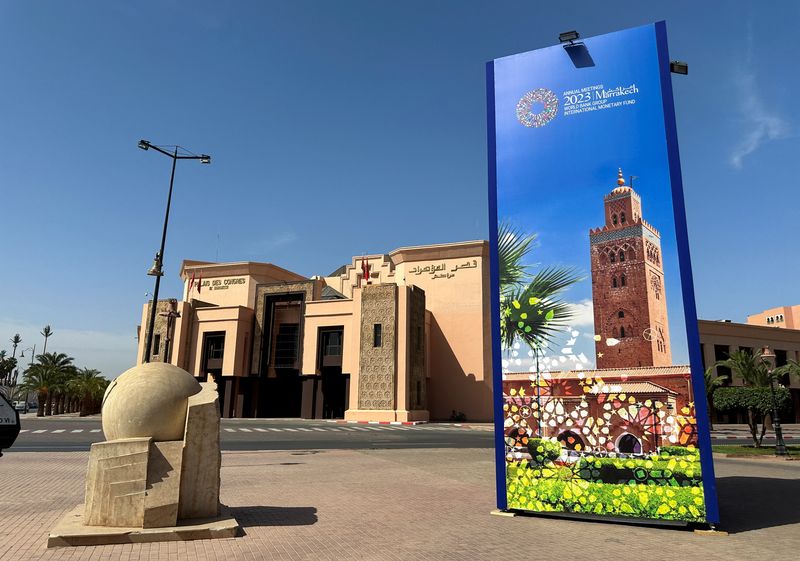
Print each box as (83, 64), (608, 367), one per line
(487, 22), (719, 524)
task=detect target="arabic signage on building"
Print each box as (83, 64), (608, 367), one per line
(408, 259), (478, 280)
(487, 22), (719, 525)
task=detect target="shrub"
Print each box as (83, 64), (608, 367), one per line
(506, 468), (706, 522)
(660, 446), (699, 457)
(526, 438), (561, 464)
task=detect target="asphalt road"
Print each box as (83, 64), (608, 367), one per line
(6, 416), (797, 453)
(6, 416), (495, 453)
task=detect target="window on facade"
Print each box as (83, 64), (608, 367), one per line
(609, 252), (616, 263)
(621, 274), (627, 287)
(618, 310), (625, 318)
(619, 250), (625, 262)
(620, 212), (626, 224)
(612, 214), (618, 225)
(373, 324), (382, 348)
(274, 324), (300, 368)
(620, 326), (626, 338)
(322, 331), (342, 356)
(153, 334), (161, 356)
(612, 277), (618, 288)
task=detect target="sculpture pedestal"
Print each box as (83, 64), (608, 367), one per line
(47, 505), (239, 547)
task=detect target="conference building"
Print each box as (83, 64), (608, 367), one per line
(136, 241), (492, 422)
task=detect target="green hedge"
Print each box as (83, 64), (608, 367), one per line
(659, 446), (699, 457)
(507, 464), (706, 521)
(526, 438), (561, 464)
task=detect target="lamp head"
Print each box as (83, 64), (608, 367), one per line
(559, 30), (580, 44)
(761, 346), (776, 363)
(138, 139), (151, 151)
(670, 61), (688, 75)
(200, 154), (211, 165)
(147, 255), (164, 277)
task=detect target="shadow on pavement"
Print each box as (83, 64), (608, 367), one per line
(717, 476), (800, 533)
(230, 505), (318, 528)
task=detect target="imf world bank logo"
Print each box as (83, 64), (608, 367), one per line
(516, 88), (559, 127)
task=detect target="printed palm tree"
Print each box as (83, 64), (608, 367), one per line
(498, 220), (583, 354)
(703, 367), (728, 431)
(40, 325), (53, 355)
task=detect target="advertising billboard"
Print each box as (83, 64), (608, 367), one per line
(487, 22), (719, 524)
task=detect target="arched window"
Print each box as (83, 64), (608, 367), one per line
(612, 277), (618, 288)
(619, 250), (625, 262)
(610, 252), (616, 263)
(620, 212), (626, 224)
(612, 214), (618, 225)
(620, 326), (626, 338)
(618, 434), (642, 454)
(621, 274), (627, 287)
(618, 310), (625, 318)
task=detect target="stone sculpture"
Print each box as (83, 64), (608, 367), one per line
(48, 362), (235, 547)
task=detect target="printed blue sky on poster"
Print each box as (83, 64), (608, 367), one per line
(494, 24), (686, 370)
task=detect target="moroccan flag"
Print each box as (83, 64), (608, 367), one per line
(361, 257), (370, 286)
(190, 271), (196, 293)
(197, 272), (202, 293)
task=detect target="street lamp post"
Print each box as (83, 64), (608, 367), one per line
(19, 346), (36, 409)
(761, 346), (788, 456)
(138, 140), (210, 363)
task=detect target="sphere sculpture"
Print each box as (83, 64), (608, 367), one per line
(102, 362), (202, 442)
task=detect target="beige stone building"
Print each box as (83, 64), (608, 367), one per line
(136, 240), (492, 422)
(698, 319), (800, 423)
(747, 304), (800, 329)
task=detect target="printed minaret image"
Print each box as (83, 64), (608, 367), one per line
(589, 169), (672, 368)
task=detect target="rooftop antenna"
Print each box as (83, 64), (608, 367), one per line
(629, 175), (639, 188)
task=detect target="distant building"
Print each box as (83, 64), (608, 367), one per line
(747, 305), (800, 329)
(137, 241), (492, 422)
(698, 319), (800, 423)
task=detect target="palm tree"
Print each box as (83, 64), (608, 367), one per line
(703, 367), (728, 430)
(22, 352), (75, 416)
(40, 325), (53, 355)
(715, 349), (783, 446)
(68, 368), (107, 416)
(10, 334), (21, 357)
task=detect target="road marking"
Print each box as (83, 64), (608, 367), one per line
(32, 429), (47, 433)
(351, 427), (370, 431)
(19, 429), (29, 433)
(71, 429), (84, 433)
(239, 428), (253, 432)
(51, 429), (65, 433)
(90, 429), (101, 433)
(312, 428), (328, 432)
(364, 427), (383, 431)
(254, 428), (268, 432)
(284, 428), (299, 432)
(268, 428), (283, 432)
(340, 427), (356, 431)
(224, 428), (236, 432)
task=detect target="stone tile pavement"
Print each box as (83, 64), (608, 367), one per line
(0, 448), (798, 561)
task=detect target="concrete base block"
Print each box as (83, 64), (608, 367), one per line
(489, 509), (517, 517)
(47, 504), (239, 548)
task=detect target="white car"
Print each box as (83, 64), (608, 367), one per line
(12, 401), (28, 413)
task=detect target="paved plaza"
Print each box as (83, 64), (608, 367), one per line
(1, 447), (798, 561)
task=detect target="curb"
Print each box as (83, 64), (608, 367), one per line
(326, 420), (427, 426)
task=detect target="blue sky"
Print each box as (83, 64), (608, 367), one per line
(0, 1), (797, 378)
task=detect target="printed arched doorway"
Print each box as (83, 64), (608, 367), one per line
(617, 433), (642, 454)
(557, 430), (585, 451)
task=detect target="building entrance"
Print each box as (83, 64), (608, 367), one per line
(318, 328), (347, 419)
